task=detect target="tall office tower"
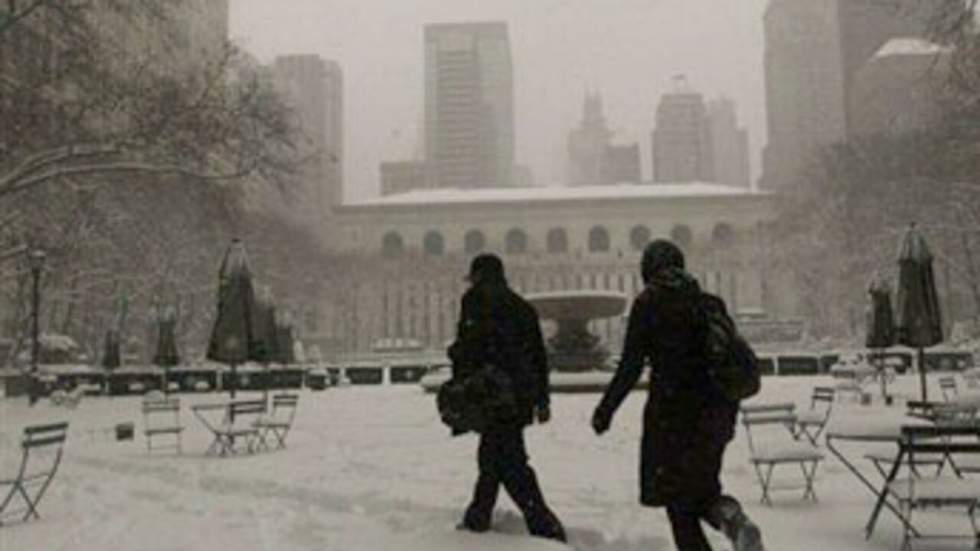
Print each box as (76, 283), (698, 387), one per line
(271, 55), (344, 232)
(708, 98), (751, 189)
(568, 92), (613, 185)
(849, 38), (951, 137)
(651, 76), (714, 183)
(836, 0), (939, 133)
(760, 0), (938, 189)
(424, 22), (514, 189)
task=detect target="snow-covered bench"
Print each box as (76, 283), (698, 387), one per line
(49, 387), (85, 409)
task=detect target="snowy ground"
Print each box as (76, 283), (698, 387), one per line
(1, 375), (979, 550)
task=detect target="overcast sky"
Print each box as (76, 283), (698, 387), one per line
(230, 0), (770, 202)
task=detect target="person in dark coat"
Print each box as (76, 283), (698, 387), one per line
(450, 253), (566, 543)
(591, 240), (764, 551)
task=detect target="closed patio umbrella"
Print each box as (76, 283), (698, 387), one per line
(102, 329), (121, 371)
(101, 329), (121, 396)
(206, 239), (259, 398)
(895, 223), (943, 401)
(865, 274), (896, 401)
(275, 319), (295, 365)
(253, 294), (279, 404)
(153, 306), (180, 397)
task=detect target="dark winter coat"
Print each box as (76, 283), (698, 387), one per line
(595, 269), (737, 509)
(448, 279), (550, 428)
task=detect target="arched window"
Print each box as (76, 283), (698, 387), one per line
(464, 230), (486, 255)
(381, 232), (404, 258)
(423, 231), (444, 256)
(629, 225), (651, 251)
(505, 228), (528, 255)
(712, 223), (735, 247)
(670, 225), (693, 251)
(588, 226), (610, 253)
(546, 228), (568, 254)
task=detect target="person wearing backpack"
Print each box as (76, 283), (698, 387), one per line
(447, 253), (566, 543)
(591, 240), (764, 551)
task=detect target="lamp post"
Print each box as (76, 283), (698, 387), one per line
(27, 248), (46, 405)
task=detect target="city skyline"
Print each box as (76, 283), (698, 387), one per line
(229, 0), (769, 202)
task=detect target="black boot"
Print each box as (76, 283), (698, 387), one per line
(460, 473), (499, 532)
(706, 496), (764, 551)
(516, 467), (567, 543)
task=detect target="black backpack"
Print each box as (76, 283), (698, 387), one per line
(699, 294), (761, 403)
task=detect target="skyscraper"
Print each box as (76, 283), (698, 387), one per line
(708, 98), (751, 189)
(271, 55), (344, 231)
(424, 22), (514, 189)
(848, 38), (951, 137)
(600, 144), (642, 185)
(568, 92), (613, 185)
(651, 76), (714, 183)
(761, 0), (938, 189)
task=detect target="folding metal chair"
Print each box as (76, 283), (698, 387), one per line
(740, 403), (823, 505)
(793, 386), (834, 446)
(888, 424), (980, 551)
(939, 376), (958, 402)
(0, 422), (69, 525)
(142, 397), (184, 454)
(255, 394), (299, 451)
(193, 400), (265, 456)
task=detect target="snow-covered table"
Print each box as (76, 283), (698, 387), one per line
(825, 412), (933, 539)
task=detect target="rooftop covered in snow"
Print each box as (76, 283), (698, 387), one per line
(874, 37), (951, 58)
(344, 182), (765, 209)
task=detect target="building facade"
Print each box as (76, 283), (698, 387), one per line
(652, 77), (714, 183)
(321, 184), (775, 355)
(568, 92), (613, 185)
(424, 22), (515, 189)
(270, 55), (344, 236)
(708, 98), (751, 189)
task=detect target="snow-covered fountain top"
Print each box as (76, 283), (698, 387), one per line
(525, 290), (628, 321)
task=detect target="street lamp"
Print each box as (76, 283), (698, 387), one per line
(27, 248), (46, 405)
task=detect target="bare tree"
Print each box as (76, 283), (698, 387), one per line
(0, 1), (302, 201)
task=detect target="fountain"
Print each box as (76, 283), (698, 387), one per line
(526, 291), (628, 372)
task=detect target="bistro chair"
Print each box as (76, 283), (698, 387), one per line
(793, 386), (835, 446)
(0, 422), (69, 525)
(740, 403), (823, 505)
(939, 376), (958, 402)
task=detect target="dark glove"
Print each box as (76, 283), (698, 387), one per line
(591, 407), (612, 435)
(536, 404), (551, 424)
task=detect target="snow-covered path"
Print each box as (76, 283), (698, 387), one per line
(0, 376), (977, 550)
